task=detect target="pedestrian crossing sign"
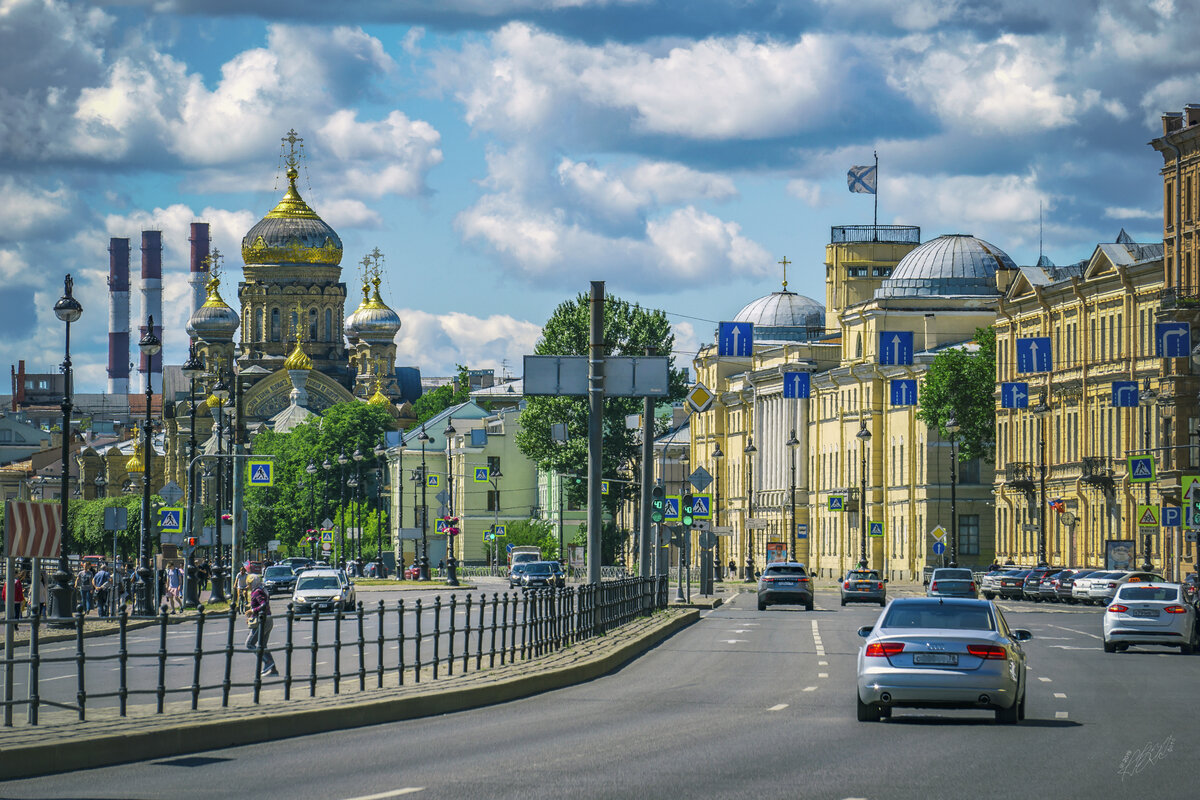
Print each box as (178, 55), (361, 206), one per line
(601, 480), (609, 495)
(1137, 504), (1160, 527)
(426, 474), (439, 487)
(691, 494), (711, 520)
(159, 507), (183, 533)
(665, 496), (681, 522)
(828, 494), (845, 512)
(494, 524), (506, 537)
(475, 467), (489, 482)
(247, 459), (274, 487)
(1127, 455), (1156, 483)
(320, 529), (334, 543)
(869, 521), (884, 537)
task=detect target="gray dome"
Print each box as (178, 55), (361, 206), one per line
(186, 278), (240, 342)
(877, 234), (1013, 299)
(733, 291), (825, 342)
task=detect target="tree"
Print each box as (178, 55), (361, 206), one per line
(917, 326), (997, 464)
(487, 518), (558, 562)
(515, 294), (687, 515)
(66, 495), (161, 560)
(409, 365), (475, 429)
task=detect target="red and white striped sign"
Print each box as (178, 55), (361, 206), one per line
(4, 500), (62, 559)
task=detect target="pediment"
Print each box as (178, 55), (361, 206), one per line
(242, 369), (356, 421)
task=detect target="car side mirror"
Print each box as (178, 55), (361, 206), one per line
(857, 626), (873, 638)
(1012, 629), (1033, 642)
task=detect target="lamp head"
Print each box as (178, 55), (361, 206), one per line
(786, 429), (799, 448)
(856, 421), (872, 441)
(306, 461), (317, 475)
(53, 274), (83, 323)
(945, 415), (960, 435)
(744, 439), (757, 455)
(138, 315), (161, 356)
(181, 342), (204, 380)
(712, 444), (723, 460)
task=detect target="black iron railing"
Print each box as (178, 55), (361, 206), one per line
(830, 225), (921, 245)
(1004, 462), (1036, 487)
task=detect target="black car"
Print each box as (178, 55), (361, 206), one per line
(757, 562), (814, 611)
(998, 569), (1031, 599)
(262, 565), (298, 595)
(509, 562), (529, 588)
(521, 561), (565, 589)
(1054, 569), (1096, 603)
(1036, 568), (1070, 601)
(1022, 568), (1056, 601)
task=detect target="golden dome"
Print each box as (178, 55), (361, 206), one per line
(205, 393), (222, 409)
(284, 339), (313, 371)
(125, 426), (145, 474)
(367, 378), (391, 407)
(241, 165), (343, 267)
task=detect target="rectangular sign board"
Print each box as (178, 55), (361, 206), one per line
(604, 356), (670, 397)
(524, 355), (589, 396)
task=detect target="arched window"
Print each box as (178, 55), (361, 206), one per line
(290, 310), (299, 340)
(309, 308), (318, 342)
(855, 333), (862, 358)
(270, 308), (280, 341)
(254, 309), (263, 342)
(324, 308), (333, 342)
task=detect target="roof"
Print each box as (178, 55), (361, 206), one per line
(732, 291), (825, 342)
(877, 234), (1014, 299)
(387, 401), (491, 450)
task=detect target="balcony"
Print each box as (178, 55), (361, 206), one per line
(1081, 456), (1115, 490)
(1158, 288), (1200, 310)
(1004, 462), (1036, 492)
(830, 225), (920, 245)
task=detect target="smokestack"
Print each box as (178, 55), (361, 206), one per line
(188, 222), (210, 318)
(107, 238), (131, 396)
(139, 230), (163, 393)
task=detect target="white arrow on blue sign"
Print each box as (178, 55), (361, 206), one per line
(718, 321), (754, 357)
(1000, 382), (1029, 409)
(1163, 506), (1182, 528)
(878, 331), (914, 366)
(1156, 322), (1191, 358)
(933, 541), (946, 555)
(1016, 337), (1052, 373)
(782, 371), (810, 399)
(890, 378), (917, 406)
(1112, 380), (1139, 408)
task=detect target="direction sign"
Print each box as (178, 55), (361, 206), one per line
(1112, 381), (1139, 408)
(322, 517), (334, 530)
(930, 525), (947, 542)
(1137, 504), (1160, 527)
(103, 506), (128, 532)
(782, 371), (811, 399)
(689, 466), (712, 492)
(711, 526), (735, 536)
(933, 541), (946, 555)
(1185, 475), (1200, 526)
(869, 521), (884, 537)
(718, 321), (754, 357)
(1156, 322), (1191, 358)
(691, 494), (711, 520)
(890, 378), (917, 406)
(1016, 337), (1052, 373)
(1000, 382), (1029, 409)
(435, 490), (449, 505)
(1163, 506), (1182, 528)
(878, 331), (914, 366)
(664, 496), (681, 522)
(746, 518), (768, 530)
(686, 381), (714, 413)
(1128, 455), (1156, 483)
(267, 539), (281, 551)
(474, 467), (489, 482)
(247, 460), (274, 487)
(506, 543), (514, 554)
(796, 523), (808, 539)
(159, 507), (184, 533)
(159, 480), (184, 506)
(828, 494), (845, 511)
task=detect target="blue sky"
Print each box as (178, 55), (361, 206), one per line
(0, 0), (1188, 392)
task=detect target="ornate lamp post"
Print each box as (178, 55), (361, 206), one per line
(856, 420), (871, 569)
(442, 419), (458, 586)
(135, 316), (161, 615)
(1139, 379), (1158, 572)
(787, 430), (799, 564)
(1031, 393), (1051, 567)
(209, 375), (230, 603)
(743, 439), (757, 582)
(337, 450), (349, 568)
(352, 447), (365, 567)
(180, 344), (204, 608)
(488, 467), (504, 575)
(416, 428), (431, 580)
(49, 274), (83, 622)
(321, 457), (333, 561)
(712, 444), (723, 584)
(945, 415), (960, 568)
(306, 460), (318, 560)
(374, 440), (388, 579)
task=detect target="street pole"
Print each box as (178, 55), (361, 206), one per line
(374, 440), (388, 579)
(442, 419), (458, 585)
(713, 444), (723, 583)
(787, 430), (798, 565)
(136, 315), (161, 615)
(946, 415), (960, 568)
(418, 428), (430, 580)
(558, 476), (565, 568)
(1139, 380), (1158, 572)
(181, 344), (203, 609)
(586, 280), (604, 586)
(337, 450), (348, 569)
(353, 447), (365, 567)
(744, 439), (757, 582)
(230, 370), (245, 581)
(490, 470), (503, 575)
(50, 274), (82, 623)
(857, 420), (871, 570)
(210, 376), (228, 604)
(640, 346), (655, 579)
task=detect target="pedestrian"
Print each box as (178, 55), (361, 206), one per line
(727, 559), (736, 580)
(232, 565), (248, 612)
(437, 559), (444, 576)
(1, 573), (23, 631)
(197, 559), (210, 592)
(32, 568), (47, 617)
(244, 574), (278, 676)
(75, 565), (94, 615)
(166, 562), (183, 613)
(93, 562), (111, 618)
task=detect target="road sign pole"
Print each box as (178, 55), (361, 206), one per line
(587, 281), (604, 586)
(640, 351), (654, 580)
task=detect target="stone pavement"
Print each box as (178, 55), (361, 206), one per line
(0, 607), (698, 781)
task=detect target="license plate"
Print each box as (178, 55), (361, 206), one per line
(1131, 609), (1159, 618)
(913, 653), (958, 665)
(777, 581), (796, 587)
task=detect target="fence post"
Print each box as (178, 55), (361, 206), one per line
(475, 594), (485, 671)
(252, 607), (265, 705)
(445, 595), (455, 677)
(222, 605), (236, 707)
(356, 602), (366, 692)
(462, 594), (472, 674)
(520, 590), (530, 661)
(310, 609), (320, 698)
(333, 605), (343, 695)
(397, 599), (406, 687)
(118, 606), (128, 716)
(27, 610), (40, 725)
(376, 600), (385, 689)
(413, 597), (422, 684)
(499, 593), (508, 666)
(433, 596), (442, 680)
(191, 606), (206, 710)
(156, 605), (169, 714)
(284, 604), (295, 701)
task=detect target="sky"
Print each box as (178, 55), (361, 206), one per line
(0, 0), (1190, 393)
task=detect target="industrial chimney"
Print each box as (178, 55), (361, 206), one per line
(189, 222), (210, 319)
(107, 238), (130, 396)
(139, 230), (163, 392)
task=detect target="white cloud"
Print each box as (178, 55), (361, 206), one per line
(393, 308), (542, 375)
(887, 172), (1049, 236)
(1105, 206), (1159, 220)
(0, 178), (75, 240)
(786, 178), (824, 207)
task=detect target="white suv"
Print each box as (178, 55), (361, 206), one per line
(292, 568), (356, 613)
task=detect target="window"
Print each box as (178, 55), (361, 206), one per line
(270, 308), (280, 341)
(325, 309), (333, 342)
(959, 515), (980, 555)
(959, 457), (981, 485)
(0, 430), (10, 443)
(309, 308), (318, 341)
(254, 309), (263, 342)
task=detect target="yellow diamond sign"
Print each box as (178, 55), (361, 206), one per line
(687, 381), (714, 413)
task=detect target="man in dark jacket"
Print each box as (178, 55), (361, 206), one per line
(245, 574), (278, 676)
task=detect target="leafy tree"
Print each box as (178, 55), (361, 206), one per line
(409, 365), (474, 429)
(917, 326), (997, 464)
(570, 520), (625, 565)
(515, 295), (686, 516)
(485, 518), (558, 562)
(66, 495), (162, 560)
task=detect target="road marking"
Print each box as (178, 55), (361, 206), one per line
(718, 639), (747, 644)
(1037, 677), (1051, 682)
(1047, 645), (1094, 650)
(819, 660), (828, 666)
(1053, 692), (1066, 699)
(40, 674), (73, 682)
(728, 629), (752, 633)
(768, 703), (788, 712)
(802, 686), (818, 692)
(1055, 711), (1068, 719)
(1050, 624), (1101, 640)
(341, 789), (425, 800)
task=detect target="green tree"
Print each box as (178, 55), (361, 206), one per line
(515, 295), (686, 515)
(66, 495), (161, 559)
(917, 326), (997, 464)
(488, 518), (558, 561)
(409, 365), (474, 428)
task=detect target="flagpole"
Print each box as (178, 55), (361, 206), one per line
(873, 150), (878, 228)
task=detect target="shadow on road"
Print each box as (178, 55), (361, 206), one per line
(882, 715), (1081, 728)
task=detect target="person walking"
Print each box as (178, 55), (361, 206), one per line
(244, 574), (278, 676)
(2, 573), (24, 631)
(93, 563), (111, 618)
(75, 565), (94, 616)
(166, 562), (183, 613)
(232, 565), (248, 612)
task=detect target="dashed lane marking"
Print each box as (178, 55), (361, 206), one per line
(719, 640), (747, 644)
(1055, 711), (1069, 719)
(1037, 677), (1052, 682)
(341, 789), (425, 800)
(802, 686), (818, 692)
(1049, 624), (1101, 640)
(818, 673), (829, 678)
(1054, 692), (1066, 699)
(768, 703), (788, 712)
(819, 661), (828, 666)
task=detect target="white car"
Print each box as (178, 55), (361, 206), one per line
(1085, 571), (1161, 605)
(1072, 571), (1118, 604)
(291, 568), (357, 613)
(1103, 583), (1198, 654)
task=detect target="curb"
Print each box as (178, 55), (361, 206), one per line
(0, 608), (698, 781)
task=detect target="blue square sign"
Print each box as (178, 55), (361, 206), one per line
(782, 371), (810, 399)
(1000, 382), (1029, 409)
(1111, 381), (1139, 408)
(1016, 337), (1052, 373)
(890, 379), (917, 406)
(878, 331), (914, 366)
(1156, 322), (1191, 358)
(718, 322), (754, 357)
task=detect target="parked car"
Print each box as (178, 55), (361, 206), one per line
(1103, 582), (1198, 654)
(927, 568), (977, 599)
(855, 597), (1032, 723)
(979, 569), (1013, 600)
(1072, 570), (1119, 604)
(509, 562), (529, 588)
(520, 561), (565, 590)
(1021, 568), (1056, 601)
(1054, 569), (1097, 603)
(1183, 573), (1199, 605)
(262, 565), (298, 596)
(243, 560), (264, 575)
(997, 570), (1031, 600)
(1085, 571), (1162, 606)
(757, 562), (814, 611)
(279, 557), (315, 574)
(841, 569), (886, 607)
(291, 568), (356, 613)
(1036, 568), (1071, 601)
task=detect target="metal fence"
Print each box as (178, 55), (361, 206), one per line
(1, 576), (668, 727)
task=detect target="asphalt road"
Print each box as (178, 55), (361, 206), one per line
(3, 592), (1196, 799)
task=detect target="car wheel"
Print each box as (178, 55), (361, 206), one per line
(1017, 692), (1026, 721)
(856, 693), (881, 722)
(805, 601), (814, 612)
(1103, 640), (1117, 653)
(1181, 643), (1195, 655)
(996, 702), (1019, 724)
(1116, 643), (1129, 652)
(879, 600), (886, 608)
(840, 599), (847, 607)
(757, 600), (767, 611)
(983, 593), (994, 600)
(879, 706), (892, 719)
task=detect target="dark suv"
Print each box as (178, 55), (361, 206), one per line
(757, 563), (813, 611)
(998, 569), (1031, 599)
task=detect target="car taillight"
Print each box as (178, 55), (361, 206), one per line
(843, 581), (851, 589)
(1108, 604), (1128, 613)
(1107, 583), (1118, 588)
(762, 576), (775, 583)
(1165, 605), (1188, 614)
(930, 581), (938, 591)
(865, 642), (905, 657)
(969, 582), (975, 592)
(877, 582), (884, 590)
(966, 644), (1007, 660)
(799, 577), (809, 582)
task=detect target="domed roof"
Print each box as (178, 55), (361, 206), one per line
(125, 426), (145, 474)
(877, 234), (1013, 299)
(347, 277), (401, 344)
(241, 166), (342, 268)
(284, 340), (313, 371)
(186, 276), (240, 341)
(367, 379), (391, 407)
(733, 290), (825, 342)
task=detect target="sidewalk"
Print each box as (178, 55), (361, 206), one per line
(0, 607), (698, 780)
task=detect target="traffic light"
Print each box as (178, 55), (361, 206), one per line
(682, 493), (694, 527)
(570, 474), (584, 487)
(185, 537), (197, 547)
(651, 486), (665, 523)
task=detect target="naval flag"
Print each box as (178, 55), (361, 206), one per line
(847, 165), (877, 194)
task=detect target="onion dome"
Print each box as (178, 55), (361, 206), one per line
(877, 234), (1013, 299)
(284, 339), (313, 371)
(367, 380), (391, 407)
(241, 165), (342, 268)
(125, 426), (145, 474)
(352, 277), (402, 344)
(733, 290), (825, 342)
(186, 276), (240, 341)
(344, 279), (371, 342)
(206, 394), (223, 410)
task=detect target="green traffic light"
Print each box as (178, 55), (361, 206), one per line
(682, 493), (694, 526)
(651, 486), (665, 523)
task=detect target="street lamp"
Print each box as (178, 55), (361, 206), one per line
(352, 446), (365, 567)
(373, 439), (388, 580)
(787, 430), (799, 565)
(744, 439), (757, 582)
(416, 428), (431, 580)
(1031, 393), (1051, 567)
(442, 419), (458, 586)
(207, 382), (228, 604)
(945, 415), (960, 568)
(488, 467), (504, 574)
(305, 460), (317, 558)
(1140, 378), (1158, 572)
(337, 450), (349, 568)
(50, 274), (82, 622)
(136, 315), (161, 615)
(856, 420), (872, 569)
(180, 343), (204, 607)
(712, 443), (723, 584)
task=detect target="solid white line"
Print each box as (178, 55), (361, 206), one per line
(1037, 677), (1051, 682)
(1050, 624), (1101, 640)
(341, 789), (425, 800)
(40, 674), (73, 682)
(768, 703), (788, 711)
(802, 686), (818, 692)
(1053, 692), (1066, 699)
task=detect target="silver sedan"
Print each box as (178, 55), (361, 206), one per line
(856, 597), (1032, 723)
(1102, 582), (1198, 654)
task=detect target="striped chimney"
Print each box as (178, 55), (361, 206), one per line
(107, 238), (130, 396)
(188, 222), (210, 318)
(139, 230), (163, 392)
